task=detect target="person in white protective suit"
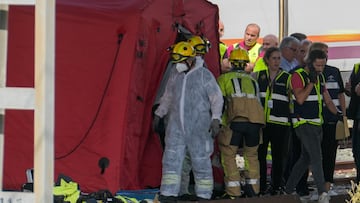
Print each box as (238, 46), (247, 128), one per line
(153, 41), (223, 202)
(178, 35), (212, 200)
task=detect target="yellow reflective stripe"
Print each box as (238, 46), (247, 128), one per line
(292, 118), (322, 128)
(314, 79), (323, 123)
(325, 81), (339, 89)
(271, 93), (289, 102)
(226, 181), (241, 187)
(161, 174), (180, 185)
(197, 179), (213, 190)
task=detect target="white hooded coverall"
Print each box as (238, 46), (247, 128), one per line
(155, 57), (223, 199)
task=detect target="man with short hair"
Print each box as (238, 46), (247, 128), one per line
(285, 49), (339, 203)
(222, 23), (262, 73)
(279, 36), (300, 72)
(253, 34), (279, 72)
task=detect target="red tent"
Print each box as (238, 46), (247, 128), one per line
(3, 0), (220, 193)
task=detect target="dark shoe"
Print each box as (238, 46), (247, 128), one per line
(158, 195), (178, 203)
(270, 187), (286, 196)
(297, 188), (310, 197)
(178, 194), (197, 201)
(241, 184), (257, 197)
(259, 184), (271, 196)
(196, 196), (210, 201)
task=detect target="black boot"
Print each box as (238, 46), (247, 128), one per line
(241, 184), (257, 197)
(158, 195), (178, 203)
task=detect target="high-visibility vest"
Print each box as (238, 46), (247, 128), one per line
(227, 42), (262, 64)
(217, 69), (265, 125)
(257, 69), (291, 125)
(291, 68), (325, 128)
(253, 58), (267, 72)
(219, 42), (227, 62)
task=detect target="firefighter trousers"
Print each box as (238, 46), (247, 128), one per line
(218, 122), (261, 196)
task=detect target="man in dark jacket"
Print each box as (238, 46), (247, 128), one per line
(345, 63), (360, 183)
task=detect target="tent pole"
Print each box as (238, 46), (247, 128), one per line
(0, 4), (8, 191)
(278, 0), (288, 41)
(0, 0), (54, 201)
(34, 0), (55, 202)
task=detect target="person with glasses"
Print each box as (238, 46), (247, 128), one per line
(283, 38), (313, 198)
(279, 36), (300, 72)
(279, 37), (301, 192)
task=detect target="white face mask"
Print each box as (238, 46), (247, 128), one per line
(175, 63), (189, 73)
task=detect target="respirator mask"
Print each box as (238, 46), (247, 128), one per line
(175, 63), (189, 73)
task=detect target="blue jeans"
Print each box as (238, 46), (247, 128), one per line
(285, 124), (326, 194)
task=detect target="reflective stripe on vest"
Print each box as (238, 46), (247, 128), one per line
(231, 73), (258, 99)
(218, 70), (262, 125)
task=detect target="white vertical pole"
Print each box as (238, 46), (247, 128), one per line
(0, 4), (8, 190)
(34, 0), (55, 202)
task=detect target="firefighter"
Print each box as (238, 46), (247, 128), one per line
(153, 41), (223, 202)
(217, 48), (265, 198)
(179, 35), (211, 199)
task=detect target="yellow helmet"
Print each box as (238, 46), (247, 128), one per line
(229, 48), (250, 68)
(187, 36), (210, 54)
(171, 41), (196, 63)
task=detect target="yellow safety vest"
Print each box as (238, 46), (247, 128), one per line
(217, 70), (265, 125)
